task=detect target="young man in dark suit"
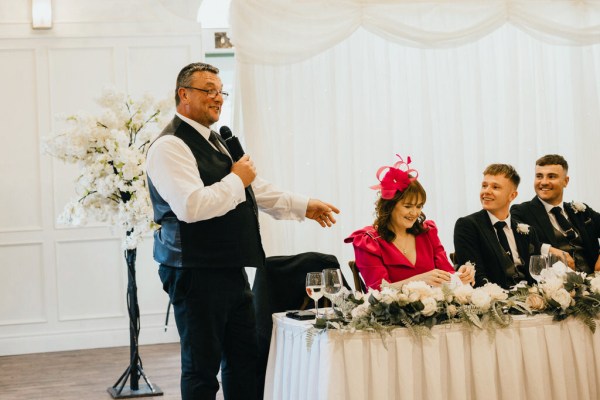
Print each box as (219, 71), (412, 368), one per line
(511, 154), (600, 273)
(453, 164), (542, 288)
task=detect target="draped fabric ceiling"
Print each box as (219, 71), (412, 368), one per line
(231, 0), (600, 64)
(229, 0), (600, 269)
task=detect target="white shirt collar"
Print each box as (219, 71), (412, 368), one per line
(487, 211), (511, 228)
(175, 111), (212, 141)
(538, 197), (563, 214)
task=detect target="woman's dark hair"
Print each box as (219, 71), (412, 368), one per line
(373, 179), (428, 242)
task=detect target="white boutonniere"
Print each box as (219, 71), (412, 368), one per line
(516, 223), (530, 235)
(570, 201), (587, 214)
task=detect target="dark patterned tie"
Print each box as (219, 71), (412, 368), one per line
(209, 130), (226, 154)
(550, 207), (577, 240)
(493, 221), (512, 257)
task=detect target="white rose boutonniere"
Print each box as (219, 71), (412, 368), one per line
(516, 223), (530, 235)
(571, 201), (587, 214)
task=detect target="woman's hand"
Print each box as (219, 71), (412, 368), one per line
(457, 263), (475, 286)
(413, 269), (452, 287)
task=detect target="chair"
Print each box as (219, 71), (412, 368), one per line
(252, 252), (341, 400)
(449, 252), (457, 268)
(347, 260), (367, 293)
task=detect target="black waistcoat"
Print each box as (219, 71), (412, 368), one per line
(551, 226), (591, 273)
(148, 117), (264, 268)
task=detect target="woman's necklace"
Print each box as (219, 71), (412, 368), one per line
(394, 233), (414, 255)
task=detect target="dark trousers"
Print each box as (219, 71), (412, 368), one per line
(159, 265), (258, 400)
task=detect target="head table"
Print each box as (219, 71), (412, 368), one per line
(264, 311), (600, 400)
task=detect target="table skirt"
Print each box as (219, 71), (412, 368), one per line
(264, 313), (600, 400)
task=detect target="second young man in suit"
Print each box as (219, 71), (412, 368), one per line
(511, 154), (600, 273)
(454, 164), (542, 288)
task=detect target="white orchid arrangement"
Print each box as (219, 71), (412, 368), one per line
(571, 201), (587, 214)
(43, 88), (173, 249)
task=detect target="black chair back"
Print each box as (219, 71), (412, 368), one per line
(252, 252), (340, 399)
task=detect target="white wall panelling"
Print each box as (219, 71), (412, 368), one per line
(0, 0), (203, 355)
(0, 242), (45, 326)
(0, 49), (43, 233)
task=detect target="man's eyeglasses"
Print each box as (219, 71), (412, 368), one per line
(181, 86), (229, 99)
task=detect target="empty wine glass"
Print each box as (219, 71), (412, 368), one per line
(306, 272), (324, 318)
(323, 268), (343, 317)
(529, 255), (548, 282)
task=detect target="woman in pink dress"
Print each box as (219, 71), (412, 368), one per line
(345, 155), (475, 290)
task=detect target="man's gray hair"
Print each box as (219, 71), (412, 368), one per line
(175, 62), (220, 105)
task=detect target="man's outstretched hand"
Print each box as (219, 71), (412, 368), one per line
(305, 199), (340, 227)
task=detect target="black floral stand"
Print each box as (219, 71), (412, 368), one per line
(107, 247), (163, 398)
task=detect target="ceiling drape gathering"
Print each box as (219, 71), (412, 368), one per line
(229, 0), (600, 267)
(231, 0), (600, 64)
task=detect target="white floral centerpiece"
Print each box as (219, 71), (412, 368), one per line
(315, 268), (600, 342)
(43, 88), (173, 249)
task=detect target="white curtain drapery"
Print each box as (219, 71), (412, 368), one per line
(231, 0), (600, 64)
(229, 1), (600, 269)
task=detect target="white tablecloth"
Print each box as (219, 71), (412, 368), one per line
(264, 312), (600, 400)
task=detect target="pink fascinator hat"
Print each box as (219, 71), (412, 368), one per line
(370, 154), (419, 200)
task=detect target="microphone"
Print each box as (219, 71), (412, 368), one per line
(219, 126), (245, 161)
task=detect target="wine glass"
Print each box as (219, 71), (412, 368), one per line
(306, 272), (325, 318)
(548, 252), (570, 274)
(529, 255), (548, 282)
(323, 268), (343, 317)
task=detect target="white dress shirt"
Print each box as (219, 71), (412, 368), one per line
(146, 112), (309, 223)
(487, 212), (522, 265)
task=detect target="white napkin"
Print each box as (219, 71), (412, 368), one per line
(447, 272), (464, 289)
(539, 262), (568, 281)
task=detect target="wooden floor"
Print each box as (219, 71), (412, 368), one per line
(0, 343), (224, 400)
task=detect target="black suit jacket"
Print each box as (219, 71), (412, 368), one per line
(454, 210), (541, 289)
(511, 197), (600, 268)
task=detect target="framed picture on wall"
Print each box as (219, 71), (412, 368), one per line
(202, 28), (235, 54)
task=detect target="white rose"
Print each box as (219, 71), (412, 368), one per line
(350, 302), (370, 319)
(369, 289), (381, 301)
(481, 283), (508, 301)
(381, 294), (395, 304)
(540, 276), (564, 298)
(402, 281), (433, 300)
(431, 287), (445, 302)
(471, 289), (492, 311)
(396, 293), (409, 303)
(380, 286), (398, 302)
(516, 223), (530, 235)
(453, 284), (474, 304)
(408, 292), (420, 303)
(551, 288), (572, 310)
(421, 297), (438, 317)
(446, 304), (458, 318)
